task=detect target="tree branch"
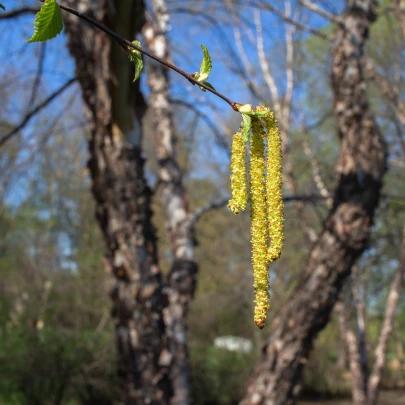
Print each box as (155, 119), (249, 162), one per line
(248, 0), (332, 40)
(171, 98), (230, 156)
(190, 198), (229, 228)
(0, 77), (76, 148)
(28, 42), (46, 107)
(191, 194), (328, 227)
(299, 0), (341, 23)
(58, 3), (240, 110)
(0, 7), (39, 19)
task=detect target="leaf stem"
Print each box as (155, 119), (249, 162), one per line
(58, 3), (240, 111)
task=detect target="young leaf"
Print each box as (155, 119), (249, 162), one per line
(203, 81), (216, 90)
(195, 45), (216, 92)
(243, 109), (268, 118)
(197, 73), (209, 82)
(128, 40), (143, 82)
(0, 4), (5, 11)
(241, 113), (252, 143)
(238, 104), (253, 114)
(199, 44), (212, 77)
(27, 0), (63, 43)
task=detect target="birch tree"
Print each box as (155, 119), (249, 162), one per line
(241, 1), (387, 403)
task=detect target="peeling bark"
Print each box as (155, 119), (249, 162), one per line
(240, 1), (386, 404)
(63, 1), (172, 403)
(143, 2), (197, 404)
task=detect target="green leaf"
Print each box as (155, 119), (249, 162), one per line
(128, 40), (143, 82)
(199, 44), (212, 77)
(241, 113), (252, 143)
(197, 81), (216, 92)
(203, 81), (216, 91)
(27, 0), (63, 43)
(195, 45), (216, 93)
(0, 4), (5, 11)
(243, 109), (268, 118)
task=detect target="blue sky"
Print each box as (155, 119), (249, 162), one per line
(0, 0), (342, 206)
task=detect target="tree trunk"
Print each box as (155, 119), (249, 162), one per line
(63, 1), (172, 403)
(393, 0), (405, 38)
(337, 301), (368, 405)
(143, 1), (198, 404)
(337, 228), (405, 405)
(240, 1), (386, 404)
(367, 229), (405, 405)
(351, 265), (369, 395)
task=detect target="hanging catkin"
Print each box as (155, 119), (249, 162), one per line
(259, 107), (284, 263)
(228, 129), (248, 214)
(228, 106), (284, 328)
(250, 117), (270, 329)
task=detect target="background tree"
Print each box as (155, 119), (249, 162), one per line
(1, 1), (405, 405)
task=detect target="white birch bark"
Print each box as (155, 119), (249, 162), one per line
(143, 2), (197, 404)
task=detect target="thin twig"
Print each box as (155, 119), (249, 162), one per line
(59, 4), (240, 111)
(254, 9), (280, 113)
(0, 77), (76, 147)
(190, 198), (229, 227)
(248, 0), (332, 40)
(28, 42), (46, 106)
(191, 194), (328, 226)
(171, 99), (230, 156)
(0, 7), (39, 19)
(171, 7), (265, 104)
(298, 0), (341, 23)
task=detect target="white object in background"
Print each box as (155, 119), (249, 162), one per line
(214, 336), (252, 353)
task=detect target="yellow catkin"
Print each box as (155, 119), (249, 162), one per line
(260, 108), (284, 263)
(228, 129), (248, 214)
(230, 105), (284, 328)
(250, 117), (270, 329)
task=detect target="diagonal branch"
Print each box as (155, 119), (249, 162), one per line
(0, 7), (39, 19)
(0, 77), (76, 148)
(190, 198), (229, 227)
(171, 98), (230, 156)
(28, 42), (47, 107)
(59, 3), (240, 110)
(366, 58), (405, 128)
(299, 0), (341, 23)
(302, 136), (333, 207)
(191, 194), (328, 227)
(254, 9), (280, 113)
(248, 0), (332, 40)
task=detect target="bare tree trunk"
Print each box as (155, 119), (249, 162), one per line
(351, 265), (369, 393)
(337, 228), (405, 405)
(337, 301), (368, 405)
(63, 1), (172, 403)
(143, 2), (197, 404)
(393, 0), (405, 38)
(367, 230), (405, 405)
(240, 1), (386, 404)
(336, 267), (370, 405)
